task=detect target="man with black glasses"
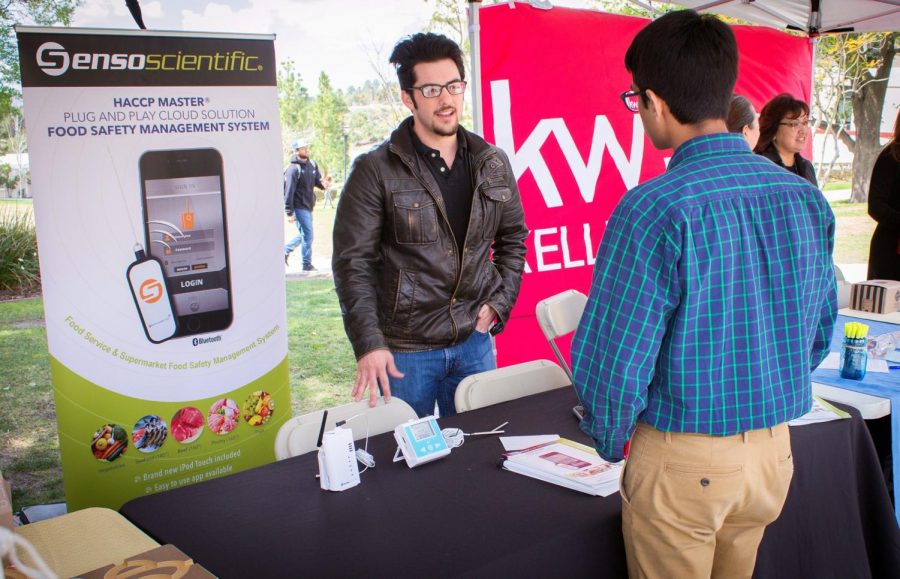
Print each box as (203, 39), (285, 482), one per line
(572, 10), (836, 578)
(333, 33), (528, 418)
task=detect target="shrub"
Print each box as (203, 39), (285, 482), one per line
(0, 205), (40, 292)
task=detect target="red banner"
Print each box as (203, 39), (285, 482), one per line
(480, 4), (813, 367)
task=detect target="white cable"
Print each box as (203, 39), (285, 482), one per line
(0, 526), (58, 579)
(442, 428), (466, 448)
(443, 421), (507, 448)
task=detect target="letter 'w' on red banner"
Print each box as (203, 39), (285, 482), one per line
(476, 4), (812, 367)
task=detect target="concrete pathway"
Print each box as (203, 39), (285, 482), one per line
(285, 254), (333, 281)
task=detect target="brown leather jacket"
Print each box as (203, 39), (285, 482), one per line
(332, 118), (528, 359)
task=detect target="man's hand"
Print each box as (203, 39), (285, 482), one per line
(475, 303), (498, 333)
(353, 349), (404, 407)
(287, 214), (295, 223)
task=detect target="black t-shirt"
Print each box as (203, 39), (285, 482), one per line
(410, 126), (473, 257)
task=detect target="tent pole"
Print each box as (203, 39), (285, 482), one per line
(809, 35), (819, 178)
(468, 0), (483, 136)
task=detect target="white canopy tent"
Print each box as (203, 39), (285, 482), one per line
(653, 0), (900, 36)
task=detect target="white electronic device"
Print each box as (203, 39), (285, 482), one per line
(318, 426), (360, 492)
(393, 416), (451, 468)
(126, 250), (177, 343)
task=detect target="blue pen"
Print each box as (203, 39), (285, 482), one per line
(890, 365), (900, 370)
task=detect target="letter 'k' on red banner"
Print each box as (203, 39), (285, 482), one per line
(478, 3), (812, 366)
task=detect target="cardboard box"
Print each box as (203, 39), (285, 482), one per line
(0, 470), (12, 571)
(78, 544), (216, 578)
(0, 469), (12, 531)
(850, 280), (900, 314)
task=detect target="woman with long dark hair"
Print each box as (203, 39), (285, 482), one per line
(754, 93), (817, 186)
(867, 110), (900, 280)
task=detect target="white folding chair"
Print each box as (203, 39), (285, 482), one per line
(535, 289), (587, 381)
(833, 264), (852, 309)
(834, 264), (846, 282)
(274, 397), (417, 460)
(454, 359), (571, 413)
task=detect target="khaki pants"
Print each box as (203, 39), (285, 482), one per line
(621, 422), (793, 579)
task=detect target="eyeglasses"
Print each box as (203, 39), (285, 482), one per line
(779, 117), (810, 131)
(408, 81), (467, 99)
(620, 89), (647, 113)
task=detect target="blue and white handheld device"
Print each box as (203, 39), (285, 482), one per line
(393, 416), (450, 468)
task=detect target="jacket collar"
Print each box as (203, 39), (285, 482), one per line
(389, 116), (491, 164)
(760, 143), (804, 169)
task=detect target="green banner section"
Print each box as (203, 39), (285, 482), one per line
(50, 356), (291, 511)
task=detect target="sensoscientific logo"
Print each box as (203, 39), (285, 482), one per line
(35, 41), (263, 77)
(36, 41), (146, 76)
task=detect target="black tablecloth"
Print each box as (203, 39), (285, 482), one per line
(120, 389), (900, 578)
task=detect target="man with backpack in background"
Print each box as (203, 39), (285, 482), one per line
(284, 138), (332, 271)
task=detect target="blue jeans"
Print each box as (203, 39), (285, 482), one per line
(389, 330), (496, 418)
(285, 208), (313, 267)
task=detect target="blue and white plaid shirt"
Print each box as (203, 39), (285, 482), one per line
(572, 133), (837, 462)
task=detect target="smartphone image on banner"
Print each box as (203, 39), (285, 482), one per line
(140, 148), (233, 337)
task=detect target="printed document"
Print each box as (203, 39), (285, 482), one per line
(500, 437), (621, 497)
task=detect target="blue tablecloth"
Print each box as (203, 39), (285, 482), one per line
(812, 313), (900, 523)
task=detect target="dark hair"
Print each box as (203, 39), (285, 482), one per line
(727, 94), (755, 134)
(754, 93), (810, 153)
(389, 33), (466, 89)
(889, 109), (900, 162)
(624, 10), (737, 124)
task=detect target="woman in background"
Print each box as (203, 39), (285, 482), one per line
(726, 94), (759, 150)
(755, 93), (817, 186)
(867, 110), (900, 280)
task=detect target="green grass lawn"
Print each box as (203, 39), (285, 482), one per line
(0, 196), (879, 512)
(831, 200), (875, 265)
(0, 198), (34, 221)
(286, 280), (356, 416)
(0, 298), (62, 509)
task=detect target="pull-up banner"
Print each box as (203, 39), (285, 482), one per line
(479, 4), (813, 366)
(17, 27), (290, 511)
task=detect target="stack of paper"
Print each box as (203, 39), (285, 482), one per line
(500, 438), (622, 497)
(788, 395), (850, 426)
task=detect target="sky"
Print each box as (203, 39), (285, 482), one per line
(69, 0), (596, 93)
(70, 0), (439, 92)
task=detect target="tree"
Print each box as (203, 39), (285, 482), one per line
(308, 72), (348, 178)
(277, 59), (310, 146)
(0, 162), (19, 195)
(424, 0), (468, 52)
(0, 0), (80, 114)
(847, 33), (896, 202)
(1, 110), (26, 195)
(813, 33), (896, 201)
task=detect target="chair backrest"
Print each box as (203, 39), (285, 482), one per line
(274, 397), (417, 460)
(833, 264), (851, 309)
(454, 359), (572, 413)
(834, 264), (846, 282)
(836, 281), (851, 309)
(535, 290), (588, 380)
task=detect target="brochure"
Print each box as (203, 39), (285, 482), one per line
(499, 437), (622, 497)
(788, 395), (851, 426)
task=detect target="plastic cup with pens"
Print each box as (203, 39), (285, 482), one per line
(840, 322), (869, 380)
